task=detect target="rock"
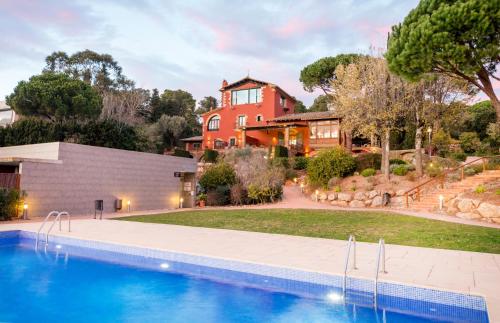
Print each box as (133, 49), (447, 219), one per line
(331, 200), (348, 207)
(471, 199), (482, 208)
(327, 193), (337, 201)
(491, 218), (500, 224)
(390, 196), (404, 207)
(396, 189), (406, 196)
(368, 190), (378, 199)
(387, 190), (396, 197)
(446, 198), (458, 209)
(364, 199), (372, 206)
(350, 200), (365, 208)
(310, 193), (319, 201)
(327, 177), (341, 189)
(477, 203), (500, 218)
(337, 192), (353, 202)
(446, 207), (459, 216)
(318, 193), (327, 201)
(354, 192), (366, 201)
(371, 196), (383, 207)
(455, 212), (482, 220)
(457, 199), (475, 213)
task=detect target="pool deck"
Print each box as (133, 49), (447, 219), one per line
(1, 219), (499, 321)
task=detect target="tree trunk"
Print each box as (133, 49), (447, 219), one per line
(477, 68), (500, 123)
(381, 129), (390, 180)
(370, 133), (376, 147)
(345, 130), (353, 152)
(415, 126), (423, 177)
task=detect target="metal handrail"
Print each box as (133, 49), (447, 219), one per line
(342, 235), (357, 295)
(35, 211), (71, 249)
(404, 155), (499, 208)
(374, 238), (387, 306)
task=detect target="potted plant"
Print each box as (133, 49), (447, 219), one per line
(197, 193), (207, 207)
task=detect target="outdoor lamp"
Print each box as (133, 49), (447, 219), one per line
(300, 183), (304, 193)
(315, 190), (319, 202)
(293, 177), (298, 184)
(438, 195), (444, 210)
(427, 127), (432, 157)
(179, 197), (184, 208)
(127, 200), (131, 212)
(22, 203), (28, 220)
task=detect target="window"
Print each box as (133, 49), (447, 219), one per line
(231, 88), (262, 105)
(207, 115), (220, 131)
(237, 115), (246, 126)
(229, 138), (236, 147)
(214, 140), (225, 149)
(256, 114), (263, 122)
(280, 95), (286, 107)
(193, 142), (201, 149)
(309, 121), (339, 139)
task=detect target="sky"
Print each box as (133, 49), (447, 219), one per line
(0, 0), (424, 107)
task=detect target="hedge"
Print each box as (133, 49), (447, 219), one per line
(199, 162), (237, 190)
(0, 188), (21, 221)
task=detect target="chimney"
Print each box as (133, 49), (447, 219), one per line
(222, 79), (228, 87)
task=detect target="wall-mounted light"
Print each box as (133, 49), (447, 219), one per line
(22, 202), (28, 220)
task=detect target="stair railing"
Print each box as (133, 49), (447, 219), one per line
(404, 155), (499, 208)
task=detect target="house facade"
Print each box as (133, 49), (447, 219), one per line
(193, 77), (344, 156)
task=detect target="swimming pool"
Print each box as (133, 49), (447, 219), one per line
(0, 231), (489, 322)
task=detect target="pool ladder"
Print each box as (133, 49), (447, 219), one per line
(35, 211), (71, 250)
(342, 236), (386, 306)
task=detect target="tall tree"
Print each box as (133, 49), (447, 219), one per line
(293, 100), (307, 113)
(309, 95), (330, 112)
(300, 54), (362, 94)
(197, 96), (218, 115)
(148, 115), (188, 151)
(6, 72), (102, 121)
(386, 0), (500, 122)
(100, 88), (150, 126)
(44, 50), (134, 93)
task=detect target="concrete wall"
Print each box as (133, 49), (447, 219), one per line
(16, 142), (197, 217)
(0, 142), (60, 160)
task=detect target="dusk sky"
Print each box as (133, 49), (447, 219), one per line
(0, 0), (422, 107)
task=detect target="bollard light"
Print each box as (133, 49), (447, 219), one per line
(127, 200), (131, 212)
(315, 189), (319, 202)
(438, 195), (444, 210)
(22, 203), (28, 220)
(300, 183), (304, 193)
(179, 197), (184, 209)
(293, 177), (298, 184)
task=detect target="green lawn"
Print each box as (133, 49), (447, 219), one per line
(117, 209), (500, 254)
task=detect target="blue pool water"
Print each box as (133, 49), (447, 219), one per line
(0, 233), (489, 323)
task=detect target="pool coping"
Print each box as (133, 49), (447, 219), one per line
(1, 219), (497, 322)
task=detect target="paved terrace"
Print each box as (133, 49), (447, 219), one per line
(1, 218), (499, 321)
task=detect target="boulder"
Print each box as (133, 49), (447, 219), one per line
(396, 189), (406, 196)
(350, 200), (365, 208)
(327, 193), (337, 201)
(491, 218), (500, 224)
(364, 199), (372, 206)
(390, 196), (404, 207)
(331, 200), (349, 207)
(387, 190), (396, 197)
(446, 207), (459, 216)
(471, 199), (482, 208)
(368, 190), (378, 199)
(338, 192), (353, 202)
(354, 192), (366, 201)
(457, 199), (475, 213)
(318, 193), (327, 201)
(455, 212), (482, 220)
(477, 203), (500, 218)
(371, 196), (383, 207)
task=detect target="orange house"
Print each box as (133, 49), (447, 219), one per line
(182, 77), (345, 156)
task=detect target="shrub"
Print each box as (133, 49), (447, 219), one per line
(197, 193), (207, 202)
(206, 185), (230, 206)
(355, 153), (381, 172)
(293, 157), (309, 170)
(270, 157), (289, 169)
(285, 169), (298, 181)
(392, 165), (408, 176)
(202, 149), (219, 163)
(474, 185), (486, 194)
(389, 159), (406, 165)
(459, 132), (481, 153)
(432, 129), (452, 157)
(307, 148), (356, 187)
(247, 184), (282, 204)
(464, 166), (477, 176)
(173, 148), (192, 158)
(361, 168), (376, 177)
(449, 151), (467, 162)
(199, 162), (236, 191)
(230, 183), (247, 205)
(273, 145), (289, 158)
(333, 186), (341, 192)
(0, 188), (21, 221)
(426, 162), (443, 177)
